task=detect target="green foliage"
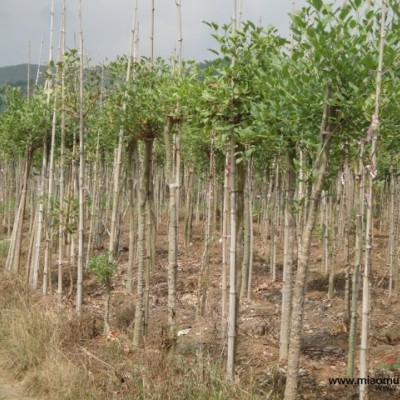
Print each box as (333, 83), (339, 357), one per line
(50, 196), (79, 235)
(376, 362), (400, 370)
(0, 0), (399, 200)
(98, 56), (199, 147)
(0, 86), (52, 157)
(0, 239), (10, 263)
(196, 22), (287, 140)
(87, 253), (117, 288)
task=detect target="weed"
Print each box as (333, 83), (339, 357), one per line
(0, 239), (10, 264)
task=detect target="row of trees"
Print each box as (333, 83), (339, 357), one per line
(1, 0), (399, 399)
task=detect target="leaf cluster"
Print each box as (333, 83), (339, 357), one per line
(88, 253), (117, 288)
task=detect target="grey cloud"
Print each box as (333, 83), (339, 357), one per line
(0, 0), (310, 67)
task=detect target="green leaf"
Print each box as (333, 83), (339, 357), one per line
(293, 14), (307, 29)
(250, 104), (259, 119)
(207, 48), (219, 56)
(339, 7), (350, 20)
(310, 0), (323, 11)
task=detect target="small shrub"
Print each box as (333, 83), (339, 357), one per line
(87, 253), (117, 288)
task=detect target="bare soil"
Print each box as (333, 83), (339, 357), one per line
(94, 221), (400, 399)
(4, 217), (400, 399)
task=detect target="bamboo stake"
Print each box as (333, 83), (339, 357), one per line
(359, 1), (387, 398)
(57, 0), (66, 304)
(35, 34), (44, 86)
(108, 1), (137, 262)
(76, 0), (85, 315)
(227, 0), (238, 381)
(27, 42), (31, 100)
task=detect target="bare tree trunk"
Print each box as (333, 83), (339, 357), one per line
(240, 162), (250, 299)
(221, 154), (230, 337)
(127, 141), (138, 293)
(184, 168), (194, 248)
(133, 138), (153, 347)
(31, 137), (48, 288)
(197, 136), (215, 317)
(347, 147), (365, 375)
(227, 132), (237, 381)
(5, 146), (34, 273)
(43, 59), (60, 295)
(144, 154), (155, 338)
(328, 194), (336, 299)
(164, 116), (178, 346)
(235, 155), (246, 294)
(279, 146), (296, 360)
(86, 134), (101, 263)
(246, 158), (254, 299)
(388, 164), (398, 297)
(227, 0), (238, 380)
(343, 146), (352, 324)
(322, 191), (329, 276)
(284, 86), (334, 400)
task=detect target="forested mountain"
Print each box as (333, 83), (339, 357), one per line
(0, 63), (45, 108)
(0, 63), (42, 85)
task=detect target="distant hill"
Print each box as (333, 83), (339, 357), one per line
(0, 63), (46, 88)
(0, 64), (47, 109)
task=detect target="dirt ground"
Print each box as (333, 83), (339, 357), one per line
(7, 216), (400, 399)
(79, 220), (398, 399)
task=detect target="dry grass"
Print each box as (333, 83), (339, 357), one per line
(0, 272), (277, 400)
(0, 274), (107, 399)
(0, 238), (9, 268)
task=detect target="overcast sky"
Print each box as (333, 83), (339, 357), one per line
(0, 0), (309, 67)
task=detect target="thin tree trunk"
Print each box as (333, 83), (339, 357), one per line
(133, 139), (152, 347)
(43, 61), (60, 295)
(388, 164), (397, 297)
(144, 138), (155, 340)
(31, 137), (48, 288)
(164, 116), (178, 345)
(127, 140), (138, 293)
(5, 146), (34, 273)
(246, 157), (254, 299)
(227, 131), (237, 381)
(221, 153), (230, 337)
(197, 136), (215, 317)
(270, 160), (279, 281)
(184, 169), (194, 248)
(343, 146), (352, 324)
(279, 147), (296, 360)
(284, 86), (334, 400)
(240, 165), (250, 299)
